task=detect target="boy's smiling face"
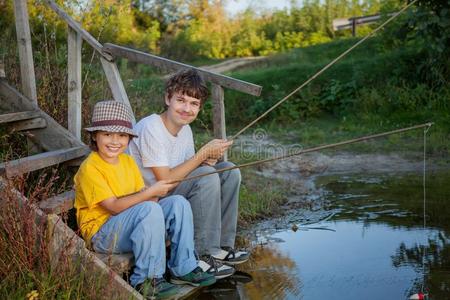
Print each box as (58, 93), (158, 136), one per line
(165, 92), (201, 128)
(94, 131), (130, 164)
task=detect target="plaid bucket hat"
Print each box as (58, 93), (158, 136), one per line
(85, 100), (137, 137)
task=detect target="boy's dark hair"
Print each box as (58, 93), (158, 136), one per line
(89, 132), (98, 152)
(165, 69), (209, 106)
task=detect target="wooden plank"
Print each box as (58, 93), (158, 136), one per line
(67, 27), (82, 140)
(8, 117), (47, 132)
(0, 146), (90, 178)
(100, 57), (136, 124)
(95, 252), (134, 274)
(103, 43), (263, 97)
(211, 84), (227, 161)
(39, 190), (75, 214)
(44, 0), (113, 61)
(0, 61), (5, 78)
(0, 80), (85, 150)
(46, 214), (143, 299)
(94, 250), (197, 299)
(0, 110), (41, 123)
(13, 0), (37, 103)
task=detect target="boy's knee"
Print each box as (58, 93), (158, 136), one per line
(219, 162), (241, 183)
(196, 165), (216, 176)
(229, 167), (241, 183)
(136, 201), (163, 220)
(194, 165), (221, 187)
(170, 195), (192, 212)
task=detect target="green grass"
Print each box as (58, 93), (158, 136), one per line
(122, 37), (448, 159)
(238, 169), (289, 225)
(213, 38), (449, 157)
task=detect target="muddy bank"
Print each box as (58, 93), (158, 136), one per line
(233, 135), (447, 233)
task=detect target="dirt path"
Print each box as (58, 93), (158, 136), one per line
(200, 56), (266, 74)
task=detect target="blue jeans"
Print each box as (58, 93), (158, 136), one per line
(91, 195), (197, 287)
(167, 161), (241, 256)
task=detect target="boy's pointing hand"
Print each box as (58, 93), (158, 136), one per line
(199, 139), (233, 160)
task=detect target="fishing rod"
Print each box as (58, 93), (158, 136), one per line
(173, 122), (433, 183)
(229, 0), (419, 141)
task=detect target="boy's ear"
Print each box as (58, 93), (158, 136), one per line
(164, 94), (171, 107)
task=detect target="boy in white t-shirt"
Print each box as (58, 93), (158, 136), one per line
(129, 69), (250, 279)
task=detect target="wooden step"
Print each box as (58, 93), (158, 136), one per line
(8, 117), (47, 132)
(39, 190), (75, 214)
(0, 110), (41, 124)
(0, 80), (84, 151)
(94, 252), (197, 299)
(0, 146), (90, 178)
(95, 252), (134, 274)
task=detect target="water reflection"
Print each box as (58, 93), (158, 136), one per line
(194, 245), (301, 300)
(391, 233), (450, 299)
(194, 171), (450, 299)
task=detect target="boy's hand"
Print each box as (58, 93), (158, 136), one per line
(202, 158), (218, 166)
(198, 139), (233, 160)
(146, 180), (177, 198)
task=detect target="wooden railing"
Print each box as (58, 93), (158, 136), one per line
(333, 12), (397, 36)
(13, 0), (263, 146)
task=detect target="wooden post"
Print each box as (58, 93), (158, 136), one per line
(211, 84), (227, 161)
(351, 18), (357, 37)
(13, 0), (37, 104)
(67, 27), (82, 140)
(100, 57), (136, 124)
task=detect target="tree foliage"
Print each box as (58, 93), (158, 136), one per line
(0, 0), (387, 61)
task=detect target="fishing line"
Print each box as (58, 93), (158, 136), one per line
(173, 122), (433, 183)
(230, 0), (419, 140)
(421, 124), (431, 298)
(408, 123), (432, 300)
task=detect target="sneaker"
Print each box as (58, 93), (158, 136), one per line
(199, 255), (235, 279)
(211, 247), (250, 265)
(136, 277), (179, 299)
(170, 266), (216, 287)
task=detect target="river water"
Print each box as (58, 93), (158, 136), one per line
(193, 170), (450, 300)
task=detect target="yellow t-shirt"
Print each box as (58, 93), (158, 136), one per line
(74, 152), (145, 242)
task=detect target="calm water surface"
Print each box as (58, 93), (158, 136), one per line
(194, 171), (450, 300)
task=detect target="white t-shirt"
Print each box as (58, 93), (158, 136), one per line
(128, 114), (195, 186)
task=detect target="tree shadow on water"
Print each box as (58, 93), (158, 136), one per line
(391, 232), (450, 300)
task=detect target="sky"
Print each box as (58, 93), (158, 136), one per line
(225, 0), (297, 15)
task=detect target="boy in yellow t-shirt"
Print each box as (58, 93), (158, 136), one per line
(74, 101), (215, 299)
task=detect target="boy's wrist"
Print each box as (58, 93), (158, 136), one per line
(194, 150), (207, 162)
(143, 186), (156, 198)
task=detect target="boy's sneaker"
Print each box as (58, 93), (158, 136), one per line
(211, 247), (250, 265)
(199, 255), (235, 279)
(136, 277), (179, 299)
(170, 266), (216, 287)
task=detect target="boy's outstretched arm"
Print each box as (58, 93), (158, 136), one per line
(151, 139), (232, 181)
(99, 180), (176, 215)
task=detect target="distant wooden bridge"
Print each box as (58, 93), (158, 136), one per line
(0, 0), (263, 299)
(333, 12), (397, 36)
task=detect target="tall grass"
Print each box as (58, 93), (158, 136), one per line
(0, 175), (117, 299)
